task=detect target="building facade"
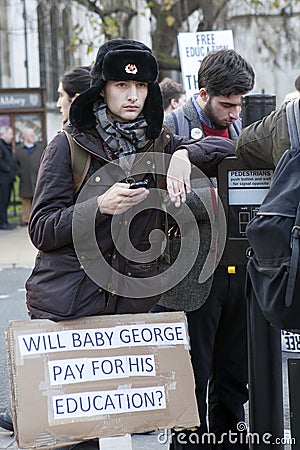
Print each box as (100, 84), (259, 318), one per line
(1, 0), (300, 141)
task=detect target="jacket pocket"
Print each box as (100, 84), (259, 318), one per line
(116, 260), (161, 314)
(26, 252), (106, 319)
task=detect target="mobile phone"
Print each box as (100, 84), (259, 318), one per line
(129, 179), (148, 189)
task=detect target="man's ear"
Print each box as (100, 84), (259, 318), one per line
(170, 98), (178, 110)
(71, 93), (80, 103)
(199, 88), (209, 102)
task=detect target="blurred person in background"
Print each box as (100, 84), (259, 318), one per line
(56, 66), (92, 128)
(283, 74), (300, 103)
(159, 77), (186, 116)
(15, 128), (44, 226)
(0, 126), (16, 230)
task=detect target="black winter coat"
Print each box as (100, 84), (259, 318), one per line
(0, 138), (16, 184)
(26, 124), (235, 321)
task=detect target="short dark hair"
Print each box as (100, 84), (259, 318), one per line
(61, 66), (91, 100)
(295, 75), (300, 92)
(197, 49), (255, 97)
(159, 77), (185, 110)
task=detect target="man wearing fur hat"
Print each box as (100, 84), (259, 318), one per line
(24, 39), (235, 447)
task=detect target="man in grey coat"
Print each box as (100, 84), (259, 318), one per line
(153, 49), (255, 449)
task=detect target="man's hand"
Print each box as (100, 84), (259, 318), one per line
(97, 182), (149, 215)
(167, 148), (191, 207)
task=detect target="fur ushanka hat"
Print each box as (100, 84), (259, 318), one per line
(69, 39), (163, 139)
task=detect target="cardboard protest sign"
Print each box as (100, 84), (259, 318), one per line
(177, 30), (234, 99)
(6, 312), (199, 449)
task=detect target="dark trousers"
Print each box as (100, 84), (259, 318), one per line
(0, 181), (13, 225)
(153, 265), (249, 449)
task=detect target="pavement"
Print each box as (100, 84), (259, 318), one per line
(0, 225), (170, 449)
(0, 225), (37, 269)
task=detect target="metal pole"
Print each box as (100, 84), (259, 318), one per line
(22, 0), (29, 87)
(241, 94), (276, 126)
(242, 94), (284, 449)
(247, 290), (284, 449)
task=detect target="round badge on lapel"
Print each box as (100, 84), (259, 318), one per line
(191, 127), (203, 139)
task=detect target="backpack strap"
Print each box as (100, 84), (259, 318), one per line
(171, 108), (190, 137)
(63, 130), (91, 193)
(286, 98), (300, 149)
(285, 203), (300, 307)
(230, 119), (242, 141)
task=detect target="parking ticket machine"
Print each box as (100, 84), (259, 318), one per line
(217, 156), (273, 265)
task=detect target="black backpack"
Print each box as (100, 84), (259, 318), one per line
(246, 98), (300, 330)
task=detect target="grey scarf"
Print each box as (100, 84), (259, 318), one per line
(95, 104), (149, 171)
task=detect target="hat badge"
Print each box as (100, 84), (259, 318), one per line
(125, 63), (138, 74)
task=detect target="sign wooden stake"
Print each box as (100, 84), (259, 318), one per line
(99, 433), (132, 450)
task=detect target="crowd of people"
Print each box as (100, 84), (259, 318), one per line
(0, 36), (299, 450)
(0, 66), (92, 232)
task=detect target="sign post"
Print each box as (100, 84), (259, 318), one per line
(99, 434), (132, 450)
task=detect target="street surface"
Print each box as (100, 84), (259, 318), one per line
(0, 227), (299, 449)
